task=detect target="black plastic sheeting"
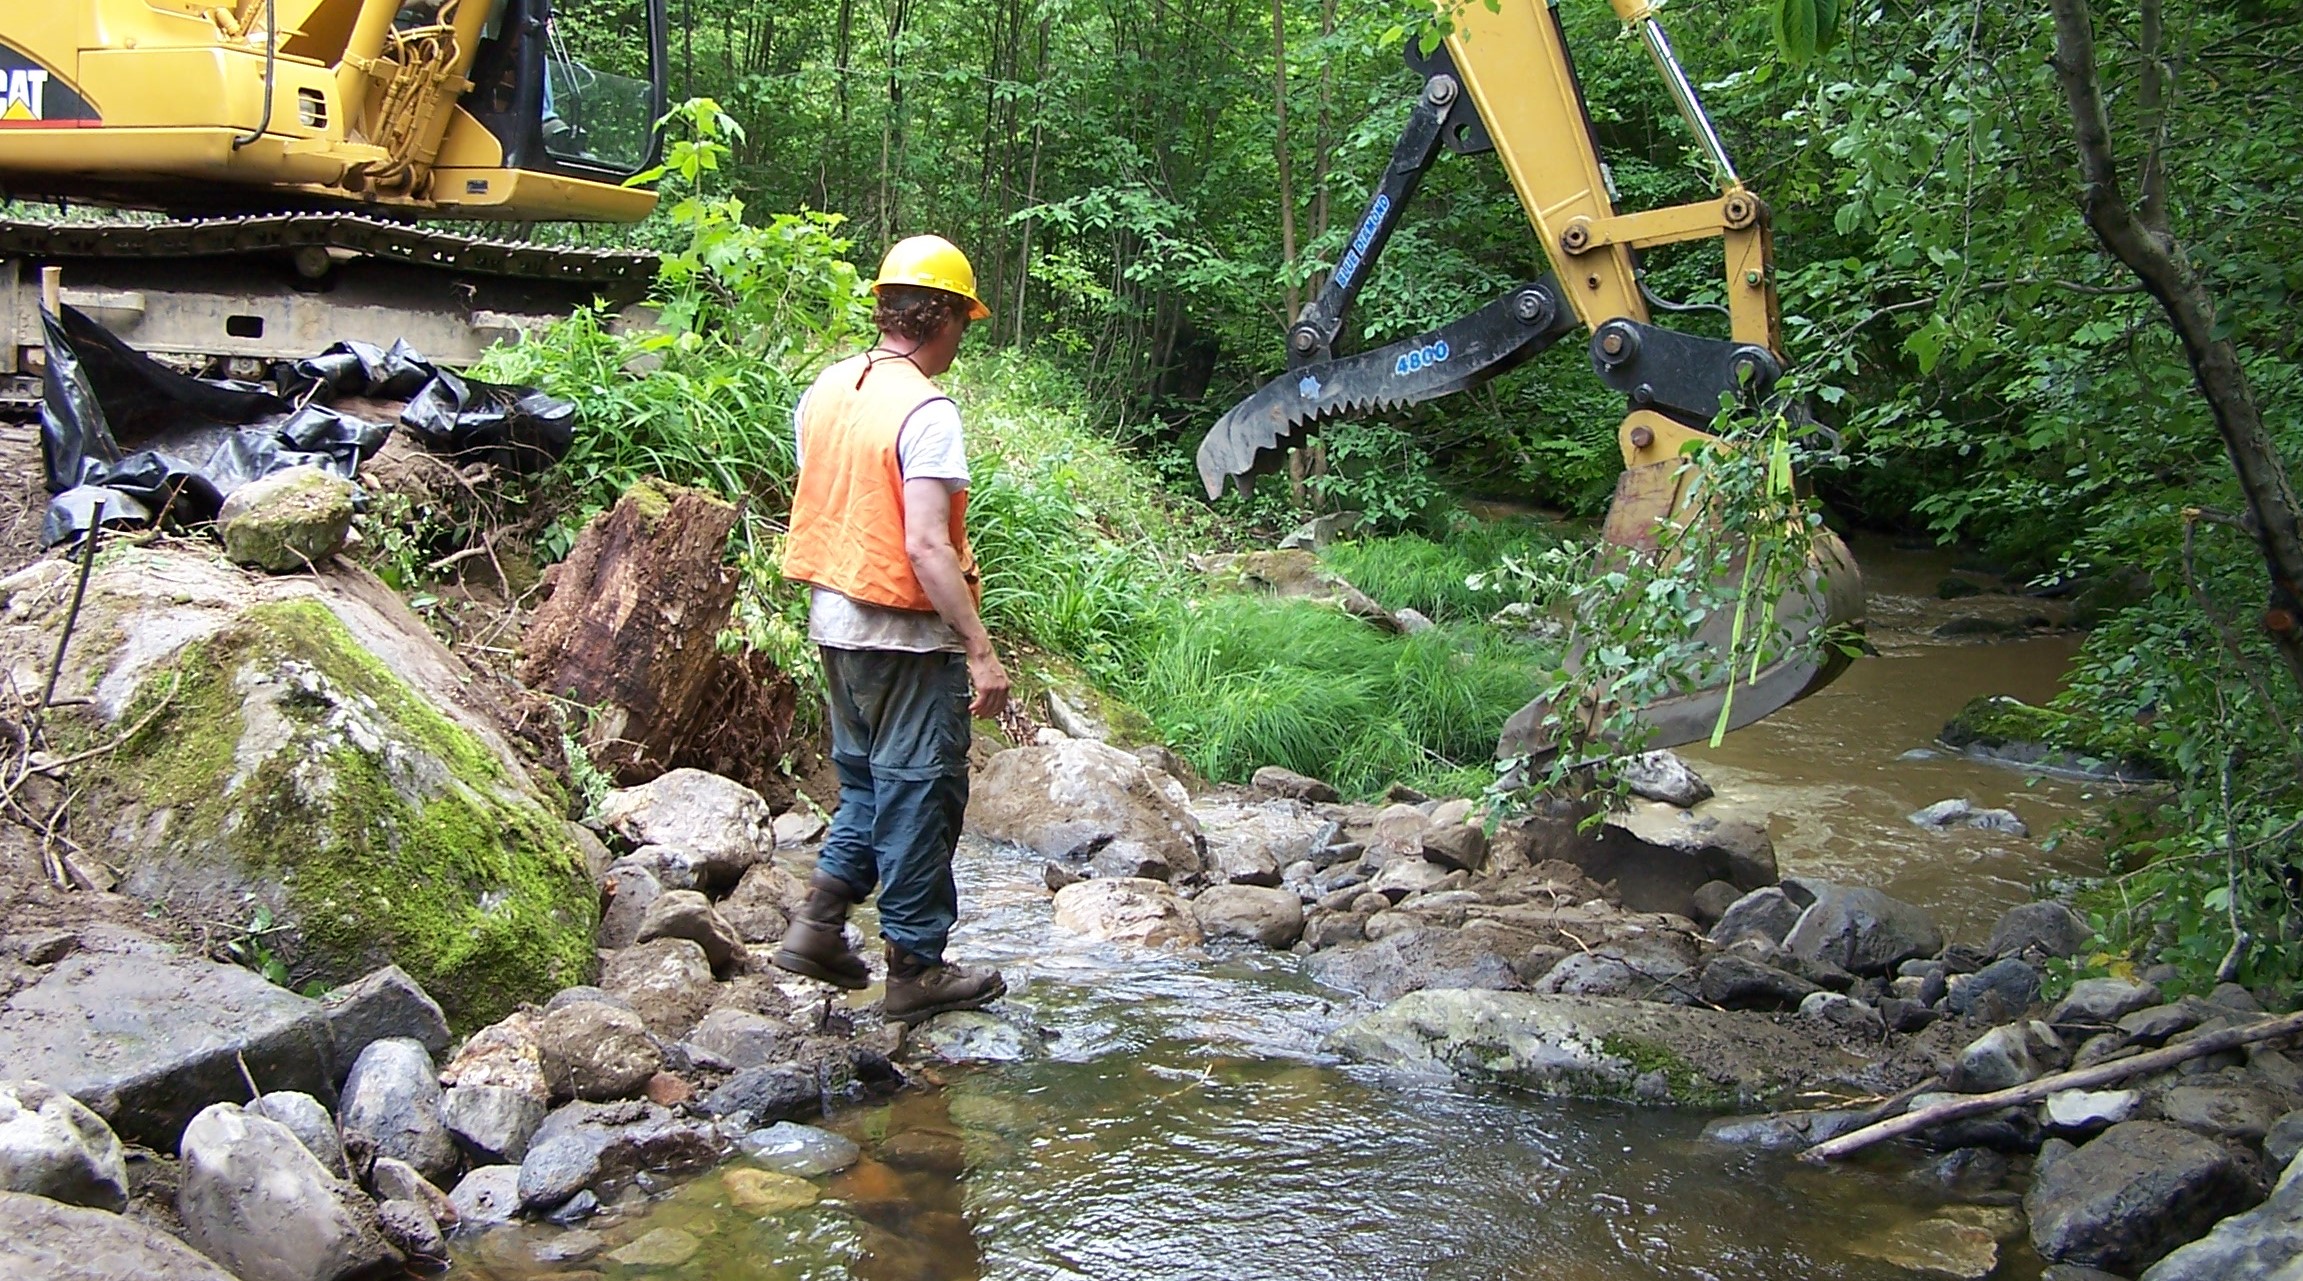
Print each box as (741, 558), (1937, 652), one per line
(38, 304), (575, 546)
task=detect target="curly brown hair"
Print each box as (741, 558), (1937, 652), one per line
(872, 284), (972, 344)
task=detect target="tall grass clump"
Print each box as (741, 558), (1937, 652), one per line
(963, 465), (1168, 677)
(1126, 594), (1541, 796)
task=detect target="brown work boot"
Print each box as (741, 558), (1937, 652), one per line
(771, 871), (871, 990)
(883, 942), (1006, 1025)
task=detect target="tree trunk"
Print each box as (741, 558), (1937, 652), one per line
(2047, 0), (2303, 692)
(1270, 0), (1300, 323)
(516, 480), (742, 785)
(880, 0), (912, 245)
(1308, 0), (1337, 296)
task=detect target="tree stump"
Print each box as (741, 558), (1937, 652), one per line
(518, 479), (742, 784)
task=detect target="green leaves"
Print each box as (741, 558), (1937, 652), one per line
(1770, 0), (1841, 64)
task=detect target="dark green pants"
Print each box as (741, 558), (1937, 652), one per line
(814, 646), (970, 962)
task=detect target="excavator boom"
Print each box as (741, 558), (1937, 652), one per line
(1198, 0), (1865, 761)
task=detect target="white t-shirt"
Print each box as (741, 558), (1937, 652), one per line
(792, 386), (972, 654)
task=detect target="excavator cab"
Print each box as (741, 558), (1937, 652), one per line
(0, 0), (668, 219)
(0, 0), (670, 371)
(454, 0), (669, 192)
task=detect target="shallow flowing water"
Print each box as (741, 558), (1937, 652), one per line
(451, 540), (2106, 1281)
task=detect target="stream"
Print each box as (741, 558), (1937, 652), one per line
(453, 540), (2117, 1280)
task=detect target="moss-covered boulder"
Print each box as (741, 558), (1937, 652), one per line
(0, 547), (594, 1029)
(1939, 694), (2165, 782)
(1322, 989), (1936, 1110)
(1017, 656), (1157, 747)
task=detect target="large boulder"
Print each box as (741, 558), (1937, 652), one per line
(1421, 823), (1491, 874)
(596, 861), (664, 950)
(719, 863), (804, 944)
(1051, 878), (1202, 948)
(969, 740), (1204, 881)
(1305, 927), (1520, 1004)
(683, 1008), (803, 1072)
(0, 1190), (242, 1281)
(1619, 750), (1713, 808)
(2026, 1121), (2261, 1272)
(1945, 957), (2044, 1021)
(516, 1101), (721, 1211)
(906, 1010), (1049, 1064)
(1708, 886), (1804, 948)
(701, 1065), (822, 1124)
(1951, 1023), (2047, 1093)
(1191, 884), (1306, 948)
(635, 890), (745, 975)
(2052, 977), (2163, 1027)
(1251, 765), (1338, 803)
(1698, 952), (1822, 1011)
(441, 1085), (545, 1164)
(338, 1038), (456, 1183)
(536, 997), (663, 1103)
(2155, 1083), (2287, 1145)
(1533, 937), (1701, 1006)
(177, 1103), (400, 1281)
(1327, 989), (1910, 1110)
(1991, 901), (2090, 959)
(597, 769), (775, 893)
(1605, 804), (1778, 894)
(0, 547), (596, 1028)
(0, 1080), (128, 1210)
(1192, 798), (1326, 887)
(2044, 1089), (2142, 1138)
(445, 1164), (522, 1227)
(1783, 883), (1944, 976)
(248, 1092), (350, 1179)
(599, 937), (716, 1039)
(0, 926), (446, 1148)
(373, 1198), (447, 1269)
(216, 465), (358, 573)
(2143, 1148), (2303, 1281)
(438, 1011), (548, 1099)
(737, 1122), (861, 1178)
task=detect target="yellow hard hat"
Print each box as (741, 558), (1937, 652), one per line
(873, 234), (992, 321)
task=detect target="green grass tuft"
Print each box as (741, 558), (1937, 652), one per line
(1123, 594), (1545, 796)
(1321, 520), (1564, 623)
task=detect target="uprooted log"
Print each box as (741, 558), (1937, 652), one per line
(518, 479), (792, 792)
(1801, 1008), (2303, 1164)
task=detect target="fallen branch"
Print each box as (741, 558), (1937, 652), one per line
(1802, 1008), (2303, 1163)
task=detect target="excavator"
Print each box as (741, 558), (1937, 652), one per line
(1197, 0), (1866, 761)
(0, 0), (668, 396)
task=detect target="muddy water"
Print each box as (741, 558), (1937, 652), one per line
(451, 539), (2095, 1281)
(1682, 534), (2114, 939)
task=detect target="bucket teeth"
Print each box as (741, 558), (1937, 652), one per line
(1195, 280), (1573, 498)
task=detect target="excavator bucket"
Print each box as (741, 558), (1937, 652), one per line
(1495, 447), (1866, 764)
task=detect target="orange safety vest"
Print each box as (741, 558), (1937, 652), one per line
(784, 352), (979, 613)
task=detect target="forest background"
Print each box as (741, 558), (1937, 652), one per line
(477, 0), (2302, 991)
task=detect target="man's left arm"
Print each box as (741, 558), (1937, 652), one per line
(902, 478), (1010, 718)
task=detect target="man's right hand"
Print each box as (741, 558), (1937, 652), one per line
(967, 645), (1011, 719)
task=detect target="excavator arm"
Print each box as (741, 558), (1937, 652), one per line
(1197, 0), (1864, 759)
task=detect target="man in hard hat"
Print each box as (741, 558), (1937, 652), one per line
(775, 235), (1010, 1025)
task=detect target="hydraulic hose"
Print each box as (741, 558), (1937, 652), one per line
(232, 0), (278, 149)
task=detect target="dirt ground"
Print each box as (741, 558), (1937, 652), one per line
(0, 419), (51, 577)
